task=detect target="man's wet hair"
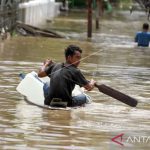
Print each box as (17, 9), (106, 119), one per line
(143, 23), (149, 30)
(65, 45), (82, 58)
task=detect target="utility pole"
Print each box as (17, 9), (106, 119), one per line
(95, 0), (104, 30)
(87, 0), (92, 38)
(95, 0), (100, 29)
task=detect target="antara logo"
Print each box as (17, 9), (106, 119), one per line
(111, 133), (124, 146)
(111, 133), (150, 146)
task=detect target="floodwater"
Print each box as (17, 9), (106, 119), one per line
(0, 11), (150, 150)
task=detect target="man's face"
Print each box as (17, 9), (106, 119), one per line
(67, 51), (81, 67)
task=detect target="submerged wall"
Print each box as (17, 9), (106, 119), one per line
(18, 0), (62, 27)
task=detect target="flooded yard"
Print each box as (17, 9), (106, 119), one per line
(0, 10), (150, 150)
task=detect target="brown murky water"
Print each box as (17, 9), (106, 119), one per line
(0, 11), (150, 149)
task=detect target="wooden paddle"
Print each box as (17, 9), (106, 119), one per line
(95, 83), (138, 107)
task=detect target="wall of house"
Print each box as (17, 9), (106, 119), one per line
(18, 0), (62, 26)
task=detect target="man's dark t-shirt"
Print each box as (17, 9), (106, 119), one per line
(45, 63), (88, 106)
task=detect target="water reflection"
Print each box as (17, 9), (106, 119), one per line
(15, 100), (44, 131)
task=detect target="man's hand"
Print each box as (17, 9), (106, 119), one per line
(38, 59), (53, 77)
(43, 59), (53, 66)
(84, 79), (96, 91)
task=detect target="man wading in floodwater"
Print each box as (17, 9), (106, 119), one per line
(38, 45), (96, 107)
(135, 23), (150, 47)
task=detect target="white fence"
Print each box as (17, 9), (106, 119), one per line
(18, 0), (62, 26)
